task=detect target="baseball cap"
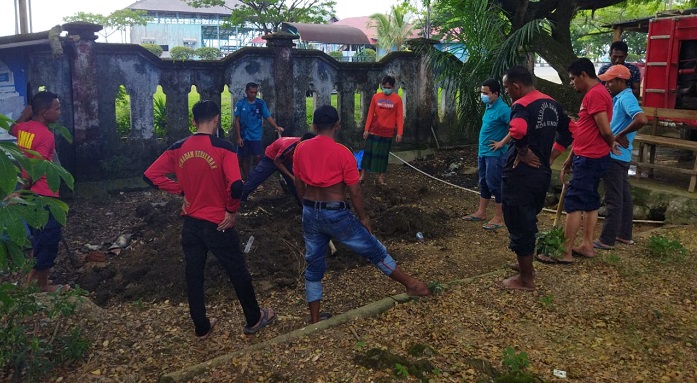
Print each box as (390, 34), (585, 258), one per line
(313, 105), (339, 124)
(598, 64), (631, 81)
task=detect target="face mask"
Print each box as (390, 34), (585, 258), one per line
(481, 94), (490, 104)
(382, 88), (393, 95)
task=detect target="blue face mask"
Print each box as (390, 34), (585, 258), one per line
(382, 88), (393, 95)
(480, 94), (490, 104)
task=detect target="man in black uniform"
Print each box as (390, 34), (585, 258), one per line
(501, 66), (574, 291)
(144, 100), (275, 339)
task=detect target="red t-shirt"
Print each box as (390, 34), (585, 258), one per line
(264, 137), (301, 162)
(144, 134), (242, 225)
(293, 135), (359, 187)
(11, 120), (59, 197)
(572, 83), (613, 158)
(364, 92), (404, 137)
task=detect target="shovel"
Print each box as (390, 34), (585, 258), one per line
(553, 172), (569, 228)
(276, 131), (290, 194)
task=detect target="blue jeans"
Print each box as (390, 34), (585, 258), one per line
(241, 156), (297, 201)
(478, 155), (504, 203)
(302, 203), (396, 303)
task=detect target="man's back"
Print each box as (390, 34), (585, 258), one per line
(505, 90), (572, 175)
(293, 136), (359, 188)
(11, 120), (58, 197)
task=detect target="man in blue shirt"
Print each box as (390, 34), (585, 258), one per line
(598, 41), (642, 99)
(233, 82), (284, 180)
(594, 65), (647, 249)
(463, 79), (511, 231)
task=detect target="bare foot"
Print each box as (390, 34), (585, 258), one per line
(406, 281), (431, 297)
(197, 318), (217, 341)
(572, 246), (595, 258)
(42, 284), (71, 293)
(508, 262), (520, 272)
(502, 275), (535, 291)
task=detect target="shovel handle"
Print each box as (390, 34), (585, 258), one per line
(553, 182), (568, 228)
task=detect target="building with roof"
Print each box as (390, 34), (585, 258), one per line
(126, 0), (262, 56)
(280, 22), (371, 60)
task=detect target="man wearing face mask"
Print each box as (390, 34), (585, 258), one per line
(360, 75), (404, 186)
(463, 79), (511, 231)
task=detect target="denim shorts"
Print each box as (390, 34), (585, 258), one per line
(31, 213), (62, 270)
(238, 140), (263, 157)
(564, 155), (610, 213)
(478, 155), (504, 202)
(302, 203), (396, 302)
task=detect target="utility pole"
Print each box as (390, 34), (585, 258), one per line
(17, 0), (29, 34)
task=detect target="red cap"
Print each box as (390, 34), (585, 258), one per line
(598, 65), (631, 81)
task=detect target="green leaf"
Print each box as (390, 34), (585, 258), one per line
(0, 241), (9, 270)
(6, 240), (26, 270)
(0, 204), (29, 245)
(0, 114), (14, 131)
(50, 124), (73, 144)
(42, 197), (69, 226)
(0, 150), (20, 195)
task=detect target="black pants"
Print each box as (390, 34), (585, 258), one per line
(181, 217), (261, 336)
(502, 172), (550, 257)
(599, 160), (633, 245)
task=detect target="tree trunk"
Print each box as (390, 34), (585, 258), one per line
(532, 33), (577, 84)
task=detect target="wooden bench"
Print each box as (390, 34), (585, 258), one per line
(632, 107), (697, 192)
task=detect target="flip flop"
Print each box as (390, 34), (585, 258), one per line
(535, 254), (558, 264)
(243, 308), (276, 335)
(482, 223), (504, 231)
(463, 215), (485, 222)
(572, 249), (596, 258)
(593, 241), (614, 250)
(197, 318), (217, 341)
(616, 238), (635, 245)
(320, 312), (332, 321)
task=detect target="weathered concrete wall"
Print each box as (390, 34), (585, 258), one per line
(0, 24), (458, 183)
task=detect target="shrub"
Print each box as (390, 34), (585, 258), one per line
(115, 85), (131, 137)
(0, 114), (89, 382)
(153, 95), (167, 138)
(355, 48), (377, 62)
(329, 51), (344, 61)
(647, 234), (687, 261)
(140, 43), (163, 57)
(535, 225), (565, 259)
(195, 47), (222, 60)
(170, 46), (195, 61)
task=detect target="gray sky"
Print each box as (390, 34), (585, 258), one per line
(0, 0), (401, 38)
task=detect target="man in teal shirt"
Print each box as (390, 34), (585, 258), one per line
(464, 79), (511, 230)
(233, 82), (284, 180)
(594, 65), (647, 249)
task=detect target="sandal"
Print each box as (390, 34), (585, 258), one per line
(243, 308), (276, 335)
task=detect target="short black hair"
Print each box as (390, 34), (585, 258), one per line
(567, 58), (597, 78)
(31, 91), (58, 115)
(609, 41), (629, 55)
(192, 100), (220, 123)
(245, 82), (258, 91)
(312, 105), (339, 131)
(301, 132), (316, 141)
(505, 66), (534, 87)
(381, 75), (396, 87)
(482, 78), (501, 94)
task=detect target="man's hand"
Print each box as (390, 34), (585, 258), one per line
(360, 217), (372, 233)
(561, 159), (573, 182)
(363, 131), (369, 140)
(218, 211), (237, 231)
(615, 134), (629, 148)
(395, 134), (402, 143)
(513, 149), (541, 169)
(611, 141), (622, 156)
(489, 139), (505, 151)
(276, 126), (284, 133)
(237, 137), (244, 147)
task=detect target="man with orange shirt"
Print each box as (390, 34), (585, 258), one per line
(545, 58), (617, 264)
(360, 75), (403, 185)
(294, 105), (430, 324)
(10, 91), (67, 293)
(144, 100), (275, 339)
(241, 132), (316, 204)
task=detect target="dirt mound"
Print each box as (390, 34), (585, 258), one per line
(374, 205), (451, 240)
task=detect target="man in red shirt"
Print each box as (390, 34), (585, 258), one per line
(10, 91), (66, 293)
(293, 105), (429, 324)
(241, 132), (315, 204)
(144, 100), (275, 339)
(546, 58), (616, 264)
(360, 75), (404, 185)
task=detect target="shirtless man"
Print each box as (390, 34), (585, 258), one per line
(293, 105), (430, 323)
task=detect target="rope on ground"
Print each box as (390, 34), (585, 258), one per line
(388, 151), (665, 225)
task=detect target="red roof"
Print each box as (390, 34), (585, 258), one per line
(332, 16), (376, 43)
